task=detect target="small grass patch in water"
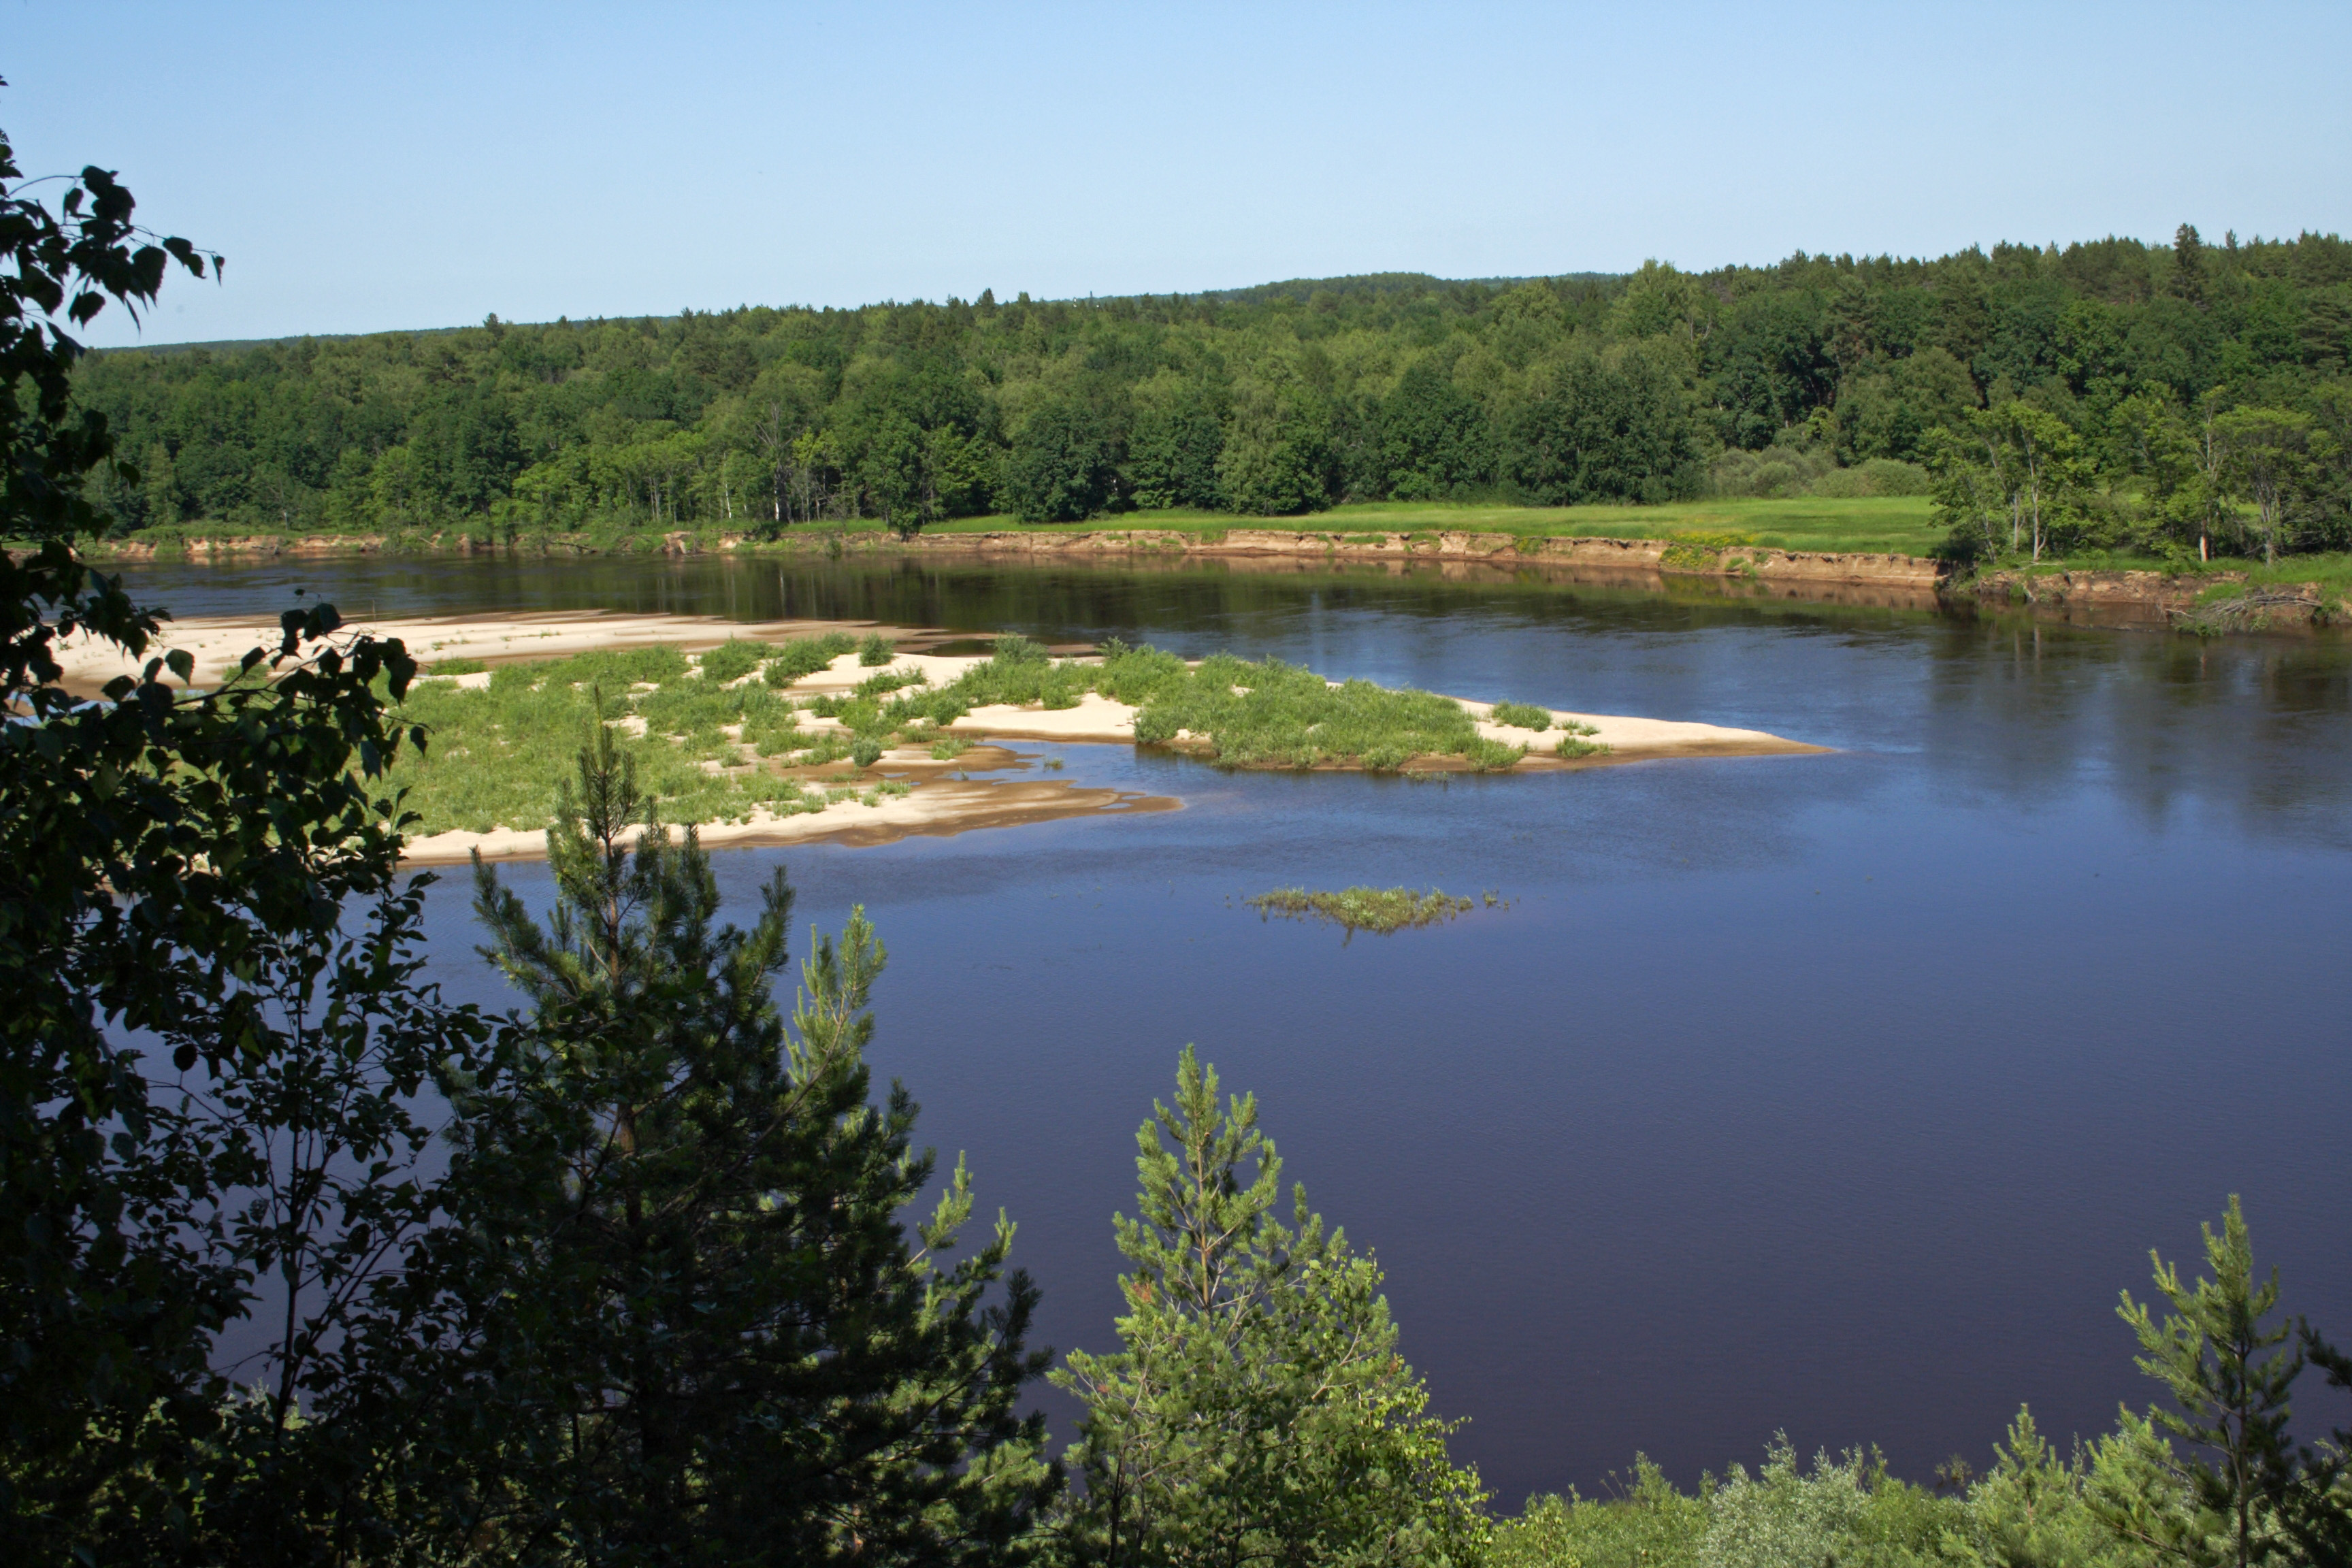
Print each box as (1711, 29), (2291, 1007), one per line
(1246, 885), (1478, 940)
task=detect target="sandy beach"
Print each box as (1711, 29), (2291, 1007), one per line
(49, 610), (953, 697)
(402, 772), (1181, 864)
(50, 610), (1823, 862)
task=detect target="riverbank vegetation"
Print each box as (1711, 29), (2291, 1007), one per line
(95, 491), (1954, 562)
(71, 229), (2352, 578)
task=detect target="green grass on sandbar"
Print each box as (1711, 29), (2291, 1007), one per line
(384, 630), (1586, 838)
(884, 637), (1536, 772)
(384, 642), (906, 837)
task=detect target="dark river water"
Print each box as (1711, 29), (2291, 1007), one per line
(125, 553), (2352, 1506)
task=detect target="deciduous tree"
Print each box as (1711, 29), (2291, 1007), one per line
(2214, 408), (2325, 566)
(0, 108), (477, 1563)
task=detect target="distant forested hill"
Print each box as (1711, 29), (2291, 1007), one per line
(74, 228), (2352, 560)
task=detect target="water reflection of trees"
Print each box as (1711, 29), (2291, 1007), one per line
(1923, 617), (2352, 847)
(131, 551), (1951, 639)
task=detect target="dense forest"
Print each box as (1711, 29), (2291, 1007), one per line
(76, 227), (2352, 562)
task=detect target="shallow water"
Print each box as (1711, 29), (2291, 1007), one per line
(127, 553), (2352, 1504)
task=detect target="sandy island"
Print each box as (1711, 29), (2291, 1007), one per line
(50, 609), (1825, 862)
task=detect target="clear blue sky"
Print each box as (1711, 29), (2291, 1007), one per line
(9, 0), (2348, 347)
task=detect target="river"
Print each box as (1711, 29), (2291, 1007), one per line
(122, 551), (2352, 1506)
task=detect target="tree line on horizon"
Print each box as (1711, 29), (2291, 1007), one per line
(71, 226), (2352, 564)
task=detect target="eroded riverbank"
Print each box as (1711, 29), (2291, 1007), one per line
(88, 526), (2352, 634)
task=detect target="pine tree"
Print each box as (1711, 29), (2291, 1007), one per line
(2173, 224), (2208, 308)
(1967, 1407), (2131, 1567)
(444, 708), (1056, 1565)
(2287, 1329), (2352, 1567)
(2114, 1195), (2304, 1568)
(1055, 1046), (1487, 1568)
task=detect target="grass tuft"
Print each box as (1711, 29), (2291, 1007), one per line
(855, 667), (928, 698)
(696, 638), (770, 685)
(856, 631), (897, 666)
(1487, 701), (1552, 731)
(991, 632), (1049, 662)
(762, 632), (858, 687)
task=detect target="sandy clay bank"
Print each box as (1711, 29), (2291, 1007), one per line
(53, 610), (1824, 862)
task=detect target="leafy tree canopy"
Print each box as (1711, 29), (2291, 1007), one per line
(71, 229), (2352, 555)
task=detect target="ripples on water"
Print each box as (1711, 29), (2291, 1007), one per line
(131, 553), (2352, 1504)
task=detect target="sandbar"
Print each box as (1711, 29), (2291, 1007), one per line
(49, 609), (1823, 862)
(403, 772), (1179, 864)
(48, 610), (948, 697)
